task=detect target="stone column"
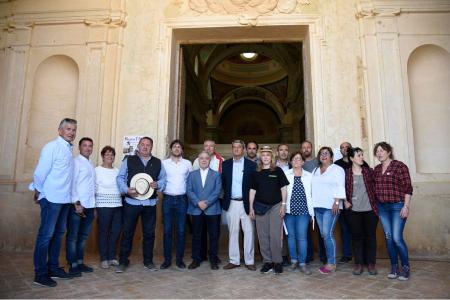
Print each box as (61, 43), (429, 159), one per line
(0, 25), (31, 190)
(358, 8), (410, 162)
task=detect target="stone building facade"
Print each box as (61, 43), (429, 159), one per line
(0, 0), (449, 260)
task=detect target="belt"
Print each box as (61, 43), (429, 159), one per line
(164, 194), (186, 197)
(231, 198), (243, 201)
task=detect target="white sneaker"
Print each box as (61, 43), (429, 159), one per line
(109, 259), (119, 266)
(100, 260), (109, 269)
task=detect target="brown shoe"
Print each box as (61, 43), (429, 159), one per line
(223, 263), (240, 270)
(245, 264), (256, 271)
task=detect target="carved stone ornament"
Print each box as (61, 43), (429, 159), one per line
(355, 8), (401, 19)
(189, 0), (311, 25)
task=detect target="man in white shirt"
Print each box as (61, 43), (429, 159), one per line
(66, 137), (96, 277)
(160, 140), (193, 269)
(32, 118), (77, 287)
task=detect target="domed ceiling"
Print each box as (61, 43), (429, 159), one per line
(181, 43), (305, 144)
(211, 53), (287, 86)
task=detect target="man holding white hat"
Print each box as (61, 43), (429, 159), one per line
(116, 136), (166, 272)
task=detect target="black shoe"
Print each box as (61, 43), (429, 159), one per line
(176, 261), (186, 269)
(339, 256), (352, 264)
(188, 261), (200, 270)
(49, 267), (73, 279)
(160, 261), (171, 269)
(68, 266), (82, 277)
(210, 262), (219, 270)
(34, 275), (57, 287)
(208, 256), (221, 264)
(274, 263), (283, 274)
(282, 256), (290, 267)
(144, 262), (158, 271)
(260, 263), (273, 274)
(78, 263), (94, 273)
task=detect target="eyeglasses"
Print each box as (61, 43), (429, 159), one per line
(292, 157), (303, 161)
(319, 152), (330, 157)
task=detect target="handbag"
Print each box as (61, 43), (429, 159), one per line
(253, 201), (274, 216)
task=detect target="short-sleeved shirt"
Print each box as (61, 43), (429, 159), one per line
(250, 167), (289, 205)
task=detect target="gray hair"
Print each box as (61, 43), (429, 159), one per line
(198, 150), (211, 159)
(58, 118), (77, 130)
(231, 139), (245, 149)
(203, 140), (216, 146)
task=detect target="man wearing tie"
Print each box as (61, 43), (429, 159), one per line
(186, 151), (222, 270)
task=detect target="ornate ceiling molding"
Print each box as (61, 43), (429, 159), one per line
(188, 0), (311, 26)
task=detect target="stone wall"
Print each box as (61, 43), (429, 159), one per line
(0, 0), (449, 260)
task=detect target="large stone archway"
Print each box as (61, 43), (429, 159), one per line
(158, 21), (326, 159)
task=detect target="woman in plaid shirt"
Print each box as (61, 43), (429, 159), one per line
(373, 142), (413, 281)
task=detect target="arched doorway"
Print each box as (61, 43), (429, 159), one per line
(181, 42), (305, 159)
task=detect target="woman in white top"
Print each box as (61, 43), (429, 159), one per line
(95, 146), (123, 269)
(284, 151), (314, 275)
(311, 146), (346, 274)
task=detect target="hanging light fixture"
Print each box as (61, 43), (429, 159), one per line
(240, 52), (258, 61)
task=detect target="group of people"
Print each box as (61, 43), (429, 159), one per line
(31, 118), (413, 288)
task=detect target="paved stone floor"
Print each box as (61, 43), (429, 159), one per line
(0, 251), (448, 299)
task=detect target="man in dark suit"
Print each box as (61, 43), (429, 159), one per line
(222, 140), (257, 271)
(186, 151), (222, 270)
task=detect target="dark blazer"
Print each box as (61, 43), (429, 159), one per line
(221, 157), (257, 214)
(186, 168), (222, 216)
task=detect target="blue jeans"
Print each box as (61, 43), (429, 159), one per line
(162, 194), (188, 263)
(314, 208), (339, 265)
(97, 207), (122, 261)
(66, 206), (95, 265)
(339, 209), (352, 257)
(284, 214), (310, 264)
(33, 198), (70, 276)
(378, 201), (409, 267)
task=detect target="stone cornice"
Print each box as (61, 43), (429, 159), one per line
(3, 9), (127, 28)
(356, 0), (450, 18)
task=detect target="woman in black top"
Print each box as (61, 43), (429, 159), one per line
(249, 146), (289, 275)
